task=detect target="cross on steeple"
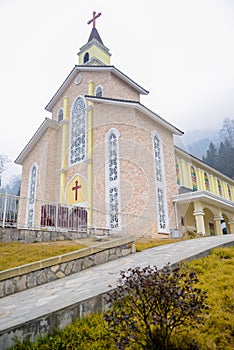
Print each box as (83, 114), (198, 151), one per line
(87, 11), (101, 28)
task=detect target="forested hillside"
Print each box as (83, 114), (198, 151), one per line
(203, 118), (234, 179)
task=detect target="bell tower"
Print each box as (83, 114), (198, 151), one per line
(78, 11), (111, 66)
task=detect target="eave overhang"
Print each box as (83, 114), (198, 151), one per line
(15, 118), (59, 165)
(172, 190), (234, 212)
(78, 38), (109, 55)
(45, 65), (149, 112)
(85, 96), (183, 136)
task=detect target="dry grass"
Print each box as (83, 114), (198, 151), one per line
(0, 241), (87, 271)
(135, 237), (184, 251)
(0, 237), (184, 272)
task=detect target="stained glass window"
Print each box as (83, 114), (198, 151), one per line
(204, 172), (210, 191)
(227, 184), (232, 200)
(108, 133), (118, 182)
(57, 108), (63, 122)
(176, 160), (180, 185)
(152, 132), (168, 233)
(27, 164), (38, 227)
(153, 135), (162, 182)
(191, 166), (198, 191)
(217, 179), (222, 196)
(106, 129), (120, 229)
(95, 85), (103, 98)
(157, 188), (166, 230)
(109, 187), (119, 228)
(70, 96), (86, 165)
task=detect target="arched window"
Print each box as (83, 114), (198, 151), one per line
(204, 172), (210, 191)
(152, 131), (169, 233)
(26, 163), (38, 227)
(84, 52), (89, 63)
(176, 159), (180, 185)
(191, 166), (198, 191)
(217, 179), (222, 196)
(57, 108), (63, 122)
(227, 184), (232, 200)
(105, 129), (121, 229)
(95, 85), (103, 98)
(70, 96), (86, 165)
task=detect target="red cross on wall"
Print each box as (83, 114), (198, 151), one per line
(72, 180), (81, 201)
(87, 11), (101, 28)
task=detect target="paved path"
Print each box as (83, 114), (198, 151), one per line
(0, 235), (234, 339)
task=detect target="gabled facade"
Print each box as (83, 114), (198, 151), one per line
(15, 15), (234, 238)
(15, 19), (182, 237)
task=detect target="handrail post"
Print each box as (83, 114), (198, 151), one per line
(2, 194), (8, 228)
(55, 203), (58, 231)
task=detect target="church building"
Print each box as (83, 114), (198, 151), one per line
(15, 12), (234, 238)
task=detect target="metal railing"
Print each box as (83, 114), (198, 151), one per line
(0, 193), (152, 237)
(40, 202), (87, 232)
(0, 193), (19, 228)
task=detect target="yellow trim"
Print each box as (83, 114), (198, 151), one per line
(79, 45), (110, 65)
(66, 175), (88, 205)
(222, 182), (229, 199)
(231, 187), (234, 201)
(209, 174), (214, 193)
(213, 177), (219, 196)
(197, 168), (205, 190)
(87, 82), (94, 226)
(187, 164), (193, 189)
(60, 97), (69, 204)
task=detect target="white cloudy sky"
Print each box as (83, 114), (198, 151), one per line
(1, 0), (234, 182)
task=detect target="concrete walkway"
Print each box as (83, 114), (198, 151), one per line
(0, 235), (234, 349)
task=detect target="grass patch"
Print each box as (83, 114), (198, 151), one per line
(0, 237), (183, 271)
(135, 237), (184, 251)
(0, 241), (86, 271)
(180, 246), (234, 349)
(11, 246), (234, 349)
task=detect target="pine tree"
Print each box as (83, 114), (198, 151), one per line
(202, 142), (217, 168)
(203, 119), (234, 179)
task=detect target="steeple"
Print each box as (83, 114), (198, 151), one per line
(88, 27), (103, 45)
(78, 11), (111, 66)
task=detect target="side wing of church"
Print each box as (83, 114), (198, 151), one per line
(15, 13), (234, 238)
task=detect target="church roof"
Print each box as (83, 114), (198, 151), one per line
(88, 27), (103, 44)
(15, 118), (59, 165)
(45, 65), (149, 112)
(85, 95), (183, 136)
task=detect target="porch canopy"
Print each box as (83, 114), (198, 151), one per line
(172, 190), (234, 236)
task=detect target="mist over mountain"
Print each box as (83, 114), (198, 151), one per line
(174, 128), (221, 159)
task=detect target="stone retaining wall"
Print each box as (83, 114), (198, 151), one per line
(0, 292), (109, 350)
(0, 227), (88, 243)
(0, 237), (135, 298)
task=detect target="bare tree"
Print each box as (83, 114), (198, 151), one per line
(0, 155), (10, 188)
(219, 118), (234, 147)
